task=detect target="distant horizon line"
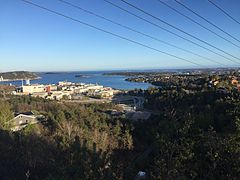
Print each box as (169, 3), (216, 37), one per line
(1, 66), (239, 73)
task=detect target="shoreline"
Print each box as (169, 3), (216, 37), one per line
(0, 77), (41, 82)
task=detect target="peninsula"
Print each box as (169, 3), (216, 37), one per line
(0, 71), (39, 81)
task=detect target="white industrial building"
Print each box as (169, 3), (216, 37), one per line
(22, 84), (45, 94)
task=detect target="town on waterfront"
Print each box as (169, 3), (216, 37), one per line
(1, 0), (240, 179)
(1, 67), (239, 132)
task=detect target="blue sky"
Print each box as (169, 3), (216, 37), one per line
(0, 0), (240, 72)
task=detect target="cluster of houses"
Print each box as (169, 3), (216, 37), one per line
(14, 80), (119, 100)
(208, 75), (240, 92)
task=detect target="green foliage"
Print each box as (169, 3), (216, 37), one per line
(130, 88), (240, 179)
(0, 95), (133, 179)
(0, 99), (13, 129)
(1, 87), (240, 179)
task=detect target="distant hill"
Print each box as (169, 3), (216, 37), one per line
(0, 71), (39, 81)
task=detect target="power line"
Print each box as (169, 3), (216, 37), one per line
(103, 0), (239, 65)
(174, 0), (240, 44)
(208, 0), (240, 26)
(19, 0), (205, 68)
(155, 0), (240, 49)
(119, 0), (240, 63)
(56, 0), (226, 66)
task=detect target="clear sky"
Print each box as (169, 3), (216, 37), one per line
(0, 0), (240, 72)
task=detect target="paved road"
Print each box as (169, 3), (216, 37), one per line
(112, 95), (145, 109)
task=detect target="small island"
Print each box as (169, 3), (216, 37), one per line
(75, 74), (90, 78)
(45, 72), (67, 74)
(0, 71), (39, 82)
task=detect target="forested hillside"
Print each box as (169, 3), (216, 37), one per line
(0, 87), (240, 179)
(0, 71), (38, 80)
(0, 96), (133, 179)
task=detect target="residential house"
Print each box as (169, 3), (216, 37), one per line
(8, 112), (43, 132)
(231, 79), (238, 86)
(31, 92), (48, 98)
(47, 91), (71, 100)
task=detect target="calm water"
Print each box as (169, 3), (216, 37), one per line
(0, 71), (152, 90)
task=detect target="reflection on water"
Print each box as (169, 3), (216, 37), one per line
(0, 71), (152, 90)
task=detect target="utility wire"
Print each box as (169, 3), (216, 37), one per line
(104, 0), (239, 65)
(156, 0), (240, 49)
(19, 0), (205, 67)
(174, 0), (240, 43)
(119, 0), (240, 63)
(208, 0), (240, 26)
(56, 0), (226, 66)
